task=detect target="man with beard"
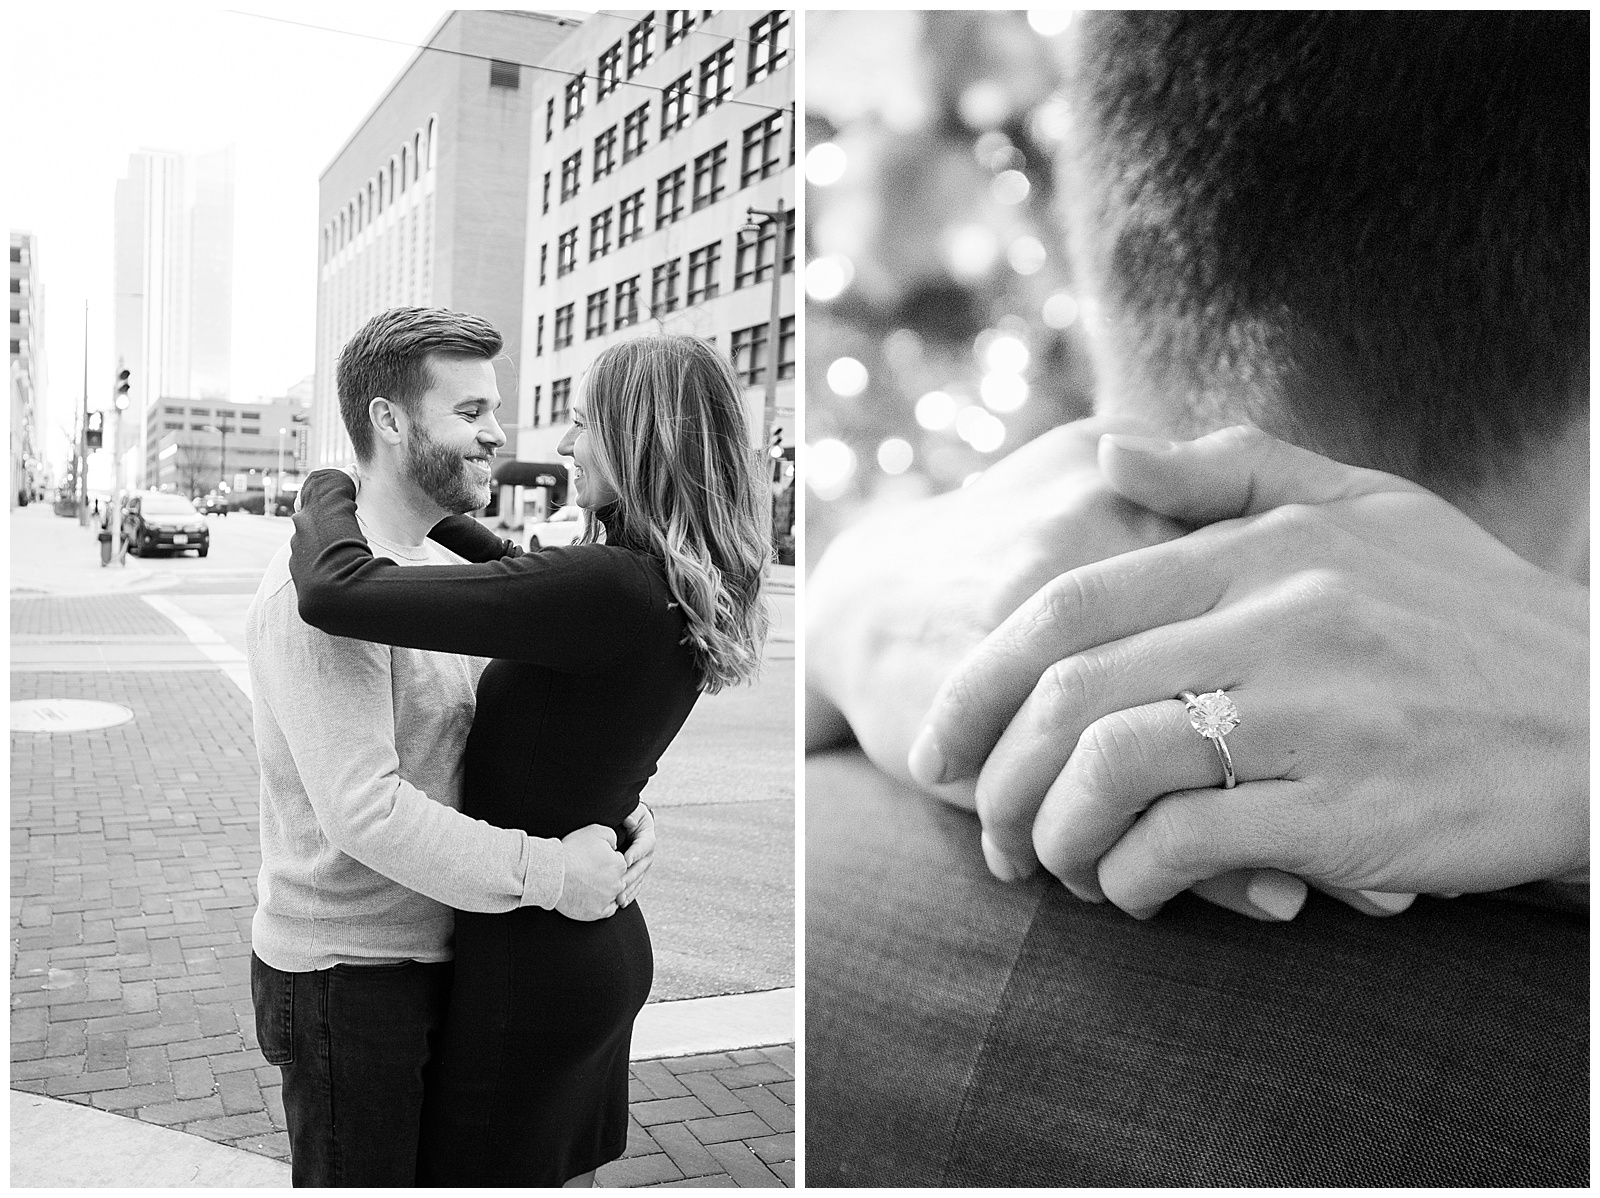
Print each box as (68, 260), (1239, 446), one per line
(245, 307), (647, 1186)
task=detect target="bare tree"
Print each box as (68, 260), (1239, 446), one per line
(174, 443), (216, 499)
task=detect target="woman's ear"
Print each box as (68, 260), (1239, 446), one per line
(368, 396), (406, 448)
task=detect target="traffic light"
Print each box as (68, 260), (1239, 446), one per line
(114, 369), (131, 411)
(768, 426), (785, 459)
(85, 411), (104, 449)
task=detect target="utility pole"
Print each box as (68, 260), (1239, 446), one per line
(737, 198), (789, 457)
(78, 304), (89, 526)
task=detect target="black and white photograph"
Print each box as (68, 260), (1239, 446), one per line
(11, 6), (794, 1187)
(803, 9), (1587, 1187)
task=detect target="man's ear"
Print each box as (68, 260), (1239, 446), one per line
(368, 396), (406, 449)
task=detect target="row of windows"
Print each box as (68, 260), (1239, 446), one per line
(157, 405), (260, 421)
(322, 117), (438, 263)
(534, 220), (793, 356)
(546, 11), (790, 143)
(161, 422), (264, 435)
(545, 107), (789, 217)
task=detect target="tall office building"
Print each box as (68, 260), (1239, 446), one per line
(112, 146), (236, 489)
(9, 231), (45, 506)
(511, 10), (796, 528)
(312, 9), (573, 469)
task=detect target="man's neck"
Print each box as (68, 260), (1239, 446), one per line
(355, 459), (449, 548)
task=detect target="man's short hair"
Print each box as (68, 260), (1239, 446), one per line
(336, 307), (503, 460)
(1064, 12), (1588, 496)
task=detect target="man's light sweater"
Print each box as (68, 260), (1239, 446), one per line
(247, 520), (565, 973)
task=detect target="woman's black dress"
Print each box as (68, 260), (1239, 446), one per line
(289, 472), (702, 1185)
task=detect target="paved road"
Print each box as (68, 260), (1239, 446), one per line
(10, 503), (795, 1186)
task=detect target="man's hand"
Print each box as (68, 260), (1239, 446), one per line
(555, 824), (626, 920)
(914, 426), (1589, 917)
(619, 803), (656, 907)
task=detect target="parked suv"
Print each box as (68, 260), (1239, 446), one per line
(123, 491), (210, 557)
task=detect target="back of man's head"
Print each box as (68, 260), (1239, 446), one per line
(1063, 11), (1587, 497)
(336, 307), (503, 461)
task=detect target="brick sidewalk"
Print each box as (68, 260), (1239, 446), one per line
(11, 595), (793, 1186)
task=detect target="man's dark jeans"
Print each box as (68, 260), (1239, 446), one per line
(251, 953), (452, 1187)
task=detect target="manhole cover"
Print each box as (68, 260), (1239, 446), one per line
(9, 700), (134, 733)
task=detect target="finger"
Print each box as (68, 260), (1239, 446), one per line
(598, 825), (619, 850)
(1189, 870), (1309, 922)
(1098, 424), (1425, 525)
(1098, 779), (1311, 917)
(910, 538), (1235, 787)
(1019, 696), (1294, 898)
(623, 838), (652, 867)
(1307, 880), (1417, 917)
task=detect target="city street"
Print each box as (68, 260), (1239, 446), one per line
(10, 502), (796, 1187)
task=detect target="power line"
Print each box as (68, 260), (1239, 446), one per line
(225, 9), (791, 117)
(512, 8), (784, 51)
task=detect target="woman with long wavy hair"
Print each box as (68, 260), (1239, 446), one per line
(288, 333), (770, 1186)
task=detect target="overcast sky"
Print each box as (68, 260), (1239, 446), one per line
(11, 2), (462, 466)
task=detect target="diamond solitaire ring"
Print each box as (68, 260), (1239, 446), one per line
(1179, 690), (1239, 789)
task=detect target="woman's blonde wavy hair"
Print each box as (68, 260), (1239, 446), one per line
(577, 335), (771, 692)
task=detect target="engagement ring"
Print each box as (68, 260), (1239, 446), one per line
(1179, 690), (1239, 789)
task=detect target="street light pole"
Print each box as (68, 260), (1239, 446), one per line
(276, 427), (286, 516)
(737, 199), (789, 455)
(78, 304), (89, 527)
(202, 423), (228, 503)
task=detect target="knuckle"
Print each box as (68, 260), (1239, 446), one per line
(1140, 798), (1216, 874)
(1069, 709), (1146, 800)
(1036, 654), (1098, 724)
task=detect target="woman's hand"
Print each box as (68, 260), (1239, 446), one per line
(619, 803), (656, 907)
(911, 427), (1589, 917)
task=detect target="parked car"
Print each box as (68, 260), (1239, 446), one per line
(198, 492), (229, 516)
(524, 503), (585, 550)
(122, 491), (210, 557)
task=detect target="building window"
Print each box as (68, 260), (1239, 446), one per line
(650, 258), (681, 315)
(626, 13), (655, 77)
(731, 323), (768, 386)
(536, 314), (545, 356)
(734, 220), (778, 289)
(590, 208), (613, 260)
(747, 11), (790, 84)
(585, 289), (609, 340)
(597, 42), (622, 98)
(686, 241), (721, 305)
(554, 304), (576, 350)
(551, 377), (572, 424)
(240, 427), (261, 436)
(557, 229), (579, 277)
(164, 421), (184, 431)
(783, 206), (796, 274)
(489, 58), (520, 88)
(623, 103), (650, 162)
(546, 97), (555, 142)
(697, 43), (734, 115)
(564, 73), (586, 125)
(540, 243), (548, 285)
(665, 9), (696, 47)
(740, 113), (784, 187)
(618, 190), (646, 245)
(560, 152), (582, 201)
(593, 127), (617, 180)
(692, 143), (728, 211)
(164, 406), (184, 415)
(661, 73), (692, 138)
(778, 313), (795, 379)
(542, 171), (551, 214)
(614, 276), (640, 328)
(655, 167), (686, 228)
(531, 384), (542, 427)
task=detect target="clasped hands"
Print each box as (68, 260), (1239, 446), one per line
(555, 803), (656, 921)
(907, 424), (1587, 921)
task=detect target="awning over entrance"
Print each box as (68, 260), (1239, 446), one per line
(492, 461), (568, 489)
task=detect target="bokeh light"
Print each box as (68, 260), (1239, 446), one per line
(1007, 235), (1047, 275)
(914, 390), (957, 430)
(808, 438), (857, 500)
(827, 357), (870, 397)
(877, 438), (915, 475)
(806, 255), (855, 302)
(981, 372), (1029, 413)
(1042, 291), (1080, 329)
(956, 406), (1007, 453)
(983, 334), (1031, 375)
(805, 142), (848, 187)
(1027, 10), (1075, 37)
(947, 223), (1000, 280)
(958, 80), (1011, 130)
(991, 170), (1031, 206)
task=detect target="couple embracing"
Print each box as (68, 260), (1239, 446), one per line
(245, 307), (770, 1186)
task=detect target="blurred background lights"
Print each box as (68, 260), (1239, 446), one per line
(876, 437), (915, 475)
(1041, 291), (1081, 329)
(1027, 9), (1075, 37)
(947, 223), (1000, 280)
(826, 356), (870, 397)
(958, 79), (1011, 130)
(805, 254), (855, 302)
(990, 169), (1031, 205)
(1007, 235), (1048, 275)
(805, 142), (848, 187)
(1030, 95), (1072, 145)
(983, 333), (1030, 374)
(956, 406), (1007, 453)
(914, 389), (957, 431)
(808, 438), (857, 501)
(981, 372), (1029, 412)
